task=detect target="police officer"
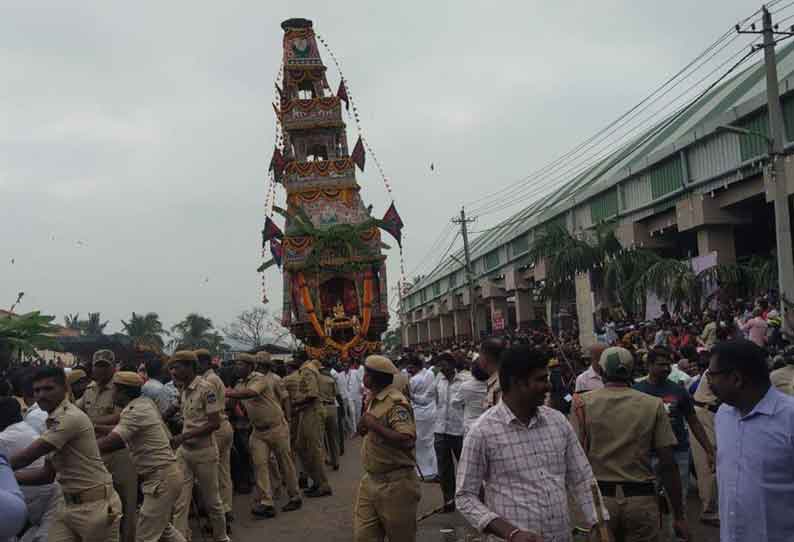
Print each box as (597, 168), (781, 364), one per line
(690, 368), (721, 526)
(96, 371), (185, 542)
(570, 346), (689, 542)
(10, 366), (122, 542)
(76, 350), (138, 542)
(317, 363), (341, 470)
(354, 355), (420, 542)
(168, 351), (229, 542)
(293, 354), (332, 497)
(227, 353), (302, 518)
(195, 349), (234, 527)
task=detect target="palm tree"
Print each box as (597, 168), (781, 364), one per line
(0, 311), (59, 368)
(82, 312), (109, 336)
(64, 313), (81, 330)
(170, 313), (228, 354)
(121, 312), (167, 352)
(529, 223), (622, 301)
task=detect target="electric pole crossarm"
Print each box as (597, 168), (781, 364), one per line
(452, 207), (478, 339)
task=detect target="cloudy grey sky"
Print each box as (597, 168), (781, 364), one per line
(0, 1), (764, 334)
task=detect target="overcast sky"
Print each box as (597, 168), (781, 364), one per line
(0, 1), (763, 335)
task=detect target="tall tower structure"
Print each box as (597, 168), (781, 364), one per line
(274, 18), (389, 360)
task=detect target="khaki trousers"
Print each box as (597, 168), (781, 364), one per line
(296, 405), (330, 492)
(137, 464), (185, 542)
(354, 471), (420, 542)
(690, 406), (718, 520)
(173, 445), (229, 542)
(214, 420), (234, 514)
(249, 423), (300, 507)
(104, 449), (138, 542)
(48, 486), (121, 542)
(603, 492), (659, 542)
(322, 405), (340, 468)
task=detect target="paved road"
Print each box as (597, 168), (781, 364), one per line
(211, 438), (718, 542)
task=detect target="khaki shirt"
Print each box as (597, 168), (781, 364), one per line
(770, 365), (794, 396)
(570, 386), (677, 483)
(76, 381), (119, 421)
(295, 361), (320, 410)
(180, 376), (223, 449)
(236, 371), (286, 429)
(391, 372), (411, 399)
(40, 399), (112, 493)
(362, 387), (416, 475)
(693, 371), (719, 405)
(283, 372), (301, 405)
(113, 397), (175, 476)
(485, 372), (501, 409)
(318, 372), (337, 406)
(203, 368), (229, 422)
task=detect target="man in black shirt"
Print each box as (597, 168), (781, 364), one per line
(634, 347), (715, 506)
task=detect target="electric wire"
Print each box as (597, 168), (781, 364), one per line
(465, 15), (769, 217)
(469, 34), (763, 219)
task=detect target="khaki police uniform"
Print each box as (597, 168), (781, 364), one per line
(41, 399), (122, 542)
(571, 386), (677, 542)
(113, 395), (185, 542)
(354, 385), (420, 542)
(172, 376), (229, 542)
(76, 381), (138, 542)
(203, 367), (234, 514)
(690, 372), (720, 522)
(283, 371), (301, 456)
(294, 361), (331, 493)
(484, 372), (501, 409)
(236, 370), (300, 508)
(318, 370), (340, 468)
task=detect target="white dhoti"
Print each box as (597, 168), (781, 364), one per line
(347, 396), (362, 435)
(413, 403), (437, 479)
(410, 368), (438, 480)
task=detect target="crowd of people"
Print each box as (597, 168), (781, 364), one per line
(0, 347), (375, 542)
(0, 296), (792, 542)
(392, 296), (794, 541)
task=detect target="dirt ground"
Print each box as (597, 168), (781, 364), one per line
(210, 438), (718, 542)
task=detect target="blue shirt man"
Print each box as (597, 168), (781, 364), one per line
(709, 339), (794, 542)
(0, 453), (27, 540)
(715, 386), (794, 542)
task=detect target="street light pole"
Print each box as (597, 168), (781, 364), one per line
(761, 6), (794, 333)
(735, 6), (794, 332)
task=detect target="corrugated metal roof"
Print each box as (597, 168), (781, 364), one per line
(408, 41), (794, 296)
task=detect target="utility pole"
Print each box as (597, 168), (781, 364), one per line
(452, 207), (478, 339)
(738, 7), (794, 332)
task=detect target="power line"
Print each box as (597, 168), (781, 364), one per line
(469, 34), (762, 219)
(465, 14), (767, 217)
(403, 222), (456, 279)
(463, 28), (743, 212)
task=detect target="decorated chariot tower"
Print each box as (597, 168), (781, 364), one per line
(262, 18), (401, 360)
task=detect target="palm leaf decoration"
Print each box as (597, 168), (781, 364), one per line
(270, 206), (381, 272)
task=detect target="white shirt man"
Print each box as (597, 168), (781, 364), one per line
(409, 364), (438, 479)
(341, 364), (364, 433)
(0, 411), (61, 542)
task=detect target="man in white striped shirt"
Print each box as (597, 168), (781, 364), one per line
(456, 345), (604, 542)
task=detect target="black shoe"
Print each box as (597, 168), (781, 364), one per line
(282, 499), (303, 512)
(442, 503), (456, 513)
(304, 486), (333, 498)
(332, 464), (340, 471)
(298, 474), (308, 489)
(251, 504), (276, 519)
